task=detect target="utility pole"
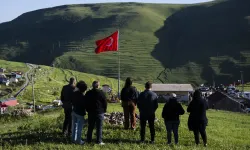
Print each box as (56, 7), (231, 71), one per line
(31, 74), (35, 112)
(240, 71), (244, 92)
(212, 74), (215, 88)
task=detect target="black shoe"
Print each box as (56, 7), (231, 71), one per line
(150, 141), (155, 144)
(140, 140), (145, 143)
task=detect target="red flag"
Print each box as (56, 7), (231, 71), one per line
(95, 31), (119, 54)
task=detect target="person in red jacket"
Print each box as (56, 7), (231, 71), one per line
(162, 93), (185, 145)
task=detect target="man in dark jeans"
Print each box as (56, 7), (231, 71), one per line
(85, 81), (107, 145)
(61, 77), (76, 136)
(137, 81), (158, 143)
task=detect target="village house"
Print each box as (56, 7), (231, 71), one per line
(0, 97), (18, 114)
(11, 72), (23, 79)
(152, 84), (194, 102)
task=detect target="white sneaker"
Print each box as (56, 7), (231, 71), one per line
(98, 142), (105, 145)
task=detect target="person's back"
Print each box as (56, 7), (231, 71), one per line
(120, 77), (139, 130)
(188, 97), (208, 123)
(138, 90), (158, 116)
(137, 81), (158, 143)
(187, 90), (208, 147)
(121, 86), (138, 102)
(72, 90), (86, 116)
(85, 88), (107, 114)
(71, 81), (87, 145)
(61, 84), (75, 109)
(60, 77), (76, 136)
(162, 94), (185, 145)
(86, 81), (107, 145)
(162, 98), (185, 121)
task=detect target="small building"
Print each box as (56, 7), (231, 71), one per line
(11, 72), (22, 79)
(152, 84), (194, 102)
(0, 98), (18, 114)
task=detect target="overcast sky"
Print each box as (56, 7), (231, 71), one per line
(0, 0), (213, 23)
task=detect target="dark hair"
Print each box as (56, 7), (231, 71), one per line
(193, 90), (202, 100)
(69, 77), (75, 84)
(124, 77), (132, 88)
(92, 81), (100, 89)
(145, 81), (152, 89)
(76, 81), (87, 92)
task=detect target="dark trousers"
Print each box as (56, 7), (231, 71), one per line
(140, 113), (155, 142)
(87, 113), (104, 143)
(164, 120), (180, 144)
(122, 101), (136, 129)
(63, 108), (72, 135)
(193, 123), (207, 145)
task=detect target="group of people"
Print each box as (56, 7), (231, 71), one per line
(60, 77), (208, 147)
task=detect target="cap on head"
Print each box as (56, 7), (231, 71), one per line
(92, 80), (100, 89)
(171, 93), (177, 98)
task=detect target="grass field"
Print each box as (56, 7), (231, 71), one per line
(1, 104), (250, 150)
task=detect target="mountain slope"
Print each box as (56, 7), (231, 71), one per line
(0, 0), (250, 85)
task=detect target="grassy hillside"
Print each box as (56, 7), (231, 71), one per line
(19, 64), (144, 104)
(0, 0), (250, 85)
(1, 104), (250, 150)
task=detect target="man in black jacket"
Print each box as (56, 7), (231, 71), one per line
(85, 81), (107, 145)
(162, 93), (185, 145)
(137, 81), (158, 143)
(61, 77), (76, 136)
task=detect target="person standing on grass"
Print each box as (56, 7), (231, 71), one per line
(121, 77), (139, 130)
(187, 90), (208, 147)
(61, 77), (76, 136)
(162, 93), (185, 145)
(137, 81), (158, 143)
(85, 81), (107, 145)
(71, 81), (88, 145)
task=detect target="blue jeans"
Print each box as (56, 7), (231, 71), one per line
(71, 111), (85, 144)
(87, 113), (104, 143)
(165, 120), (180, 144)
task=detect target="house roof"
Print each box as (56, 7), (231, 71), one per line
(152, 84), (194, 92)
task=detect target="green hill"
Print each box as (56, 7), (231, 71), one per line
(0, 0), (250, 85)
(20, 64), (143, 103)
(0, 60), (143, 103)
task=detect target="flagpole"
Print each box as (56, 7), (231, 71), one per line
(118, 30), (120, 99)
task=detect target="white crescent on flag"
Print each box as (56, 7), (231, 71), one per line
(106, 37), (113, 47)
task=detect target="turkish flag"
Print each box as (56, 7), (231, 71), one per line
(95, 31), (119, 54)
